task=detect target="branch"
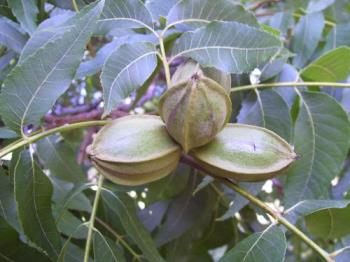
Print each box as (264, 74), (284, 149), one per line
(180, 155), (334, 262)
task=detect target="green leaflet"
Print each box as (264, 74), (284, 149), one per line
(0, 1), (104, 135)
(14, 150), (62, 259)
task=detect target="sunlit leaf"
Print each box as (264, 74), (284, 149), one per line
(300, 46), (350, 82)
(0, 1), (104, 134)
(101, 42), (158, 116)
(171, 21), (282, 74)
(167, 0), (258, 29)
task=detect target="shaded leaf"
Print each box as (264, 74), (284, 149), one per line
(14, 150), (62, 259)
(301, 46), (350, 82)
(53, 207), (87, 239)
(0, 126), (19, 139)
(167, 0), (258, 29)
(305, 204), (350, 239)
(138, 201), (169, 232)
(237, 89), (292, 142)
(7, 0), (38, 34)
(101, 42), (158, 115)
(0, 1), (104, 134)
(101, 190), (165, 262)
(36, 135), (85, 183)
(274, 64), (299, 107)
(0, 170), (20, 231)
(93, 231), (126, 262)
(0, 218), (49, 262)
(51, 178), (92, 212)
(284, 92), (350, 207)
(155, 175), (206, 246)
(219, 225), (286, 262)
(285, 200), (350, 224)
(0, 17), (27, 53)
(292, 12), (325, 68)
(171, 21), (282, 74)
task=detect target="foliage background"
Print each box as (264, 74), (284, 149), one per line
(0, 0), (350, 261)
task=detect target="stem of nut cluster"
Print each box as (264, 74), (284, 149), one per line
(230, 82), (350, 93)
(158, 37), (172, 88)
(84, 175), (104, 262)
(0, 120), (108, 159)
(180, 155), (333, 262)
(219, 178), (333, 262)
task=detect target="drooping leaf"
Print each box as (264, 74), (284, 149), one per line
(101, 42), (158, 116)
(284, 92), (350, 207)
(305, 204), (350, 239)
(300, 46), (350, 82)
(274, 64), (299, 108)
(0, 169), (20, 231)
(101, 190), (165, 262)
(0, 218), (49, 262)
(285, 200), (350, 224)
(0, 17), (27, 53)
(292, 12), (325, 68)
(7, 0), (38, 34)
(97, 0), (154, 33)
(237, 89), (292, 142)
(171, 21), (282, 74)
(219, 225), (286, 262)
(36, 135), (85, 183)
(77, 33), (158, 78)
(0, 1), (104, 134)
(324, 24), (350, 51)
(167, 0), (258, 29)
(14, 150), (62, 259)
(307, 0), (335, 13)
(93, 231), (126, 262)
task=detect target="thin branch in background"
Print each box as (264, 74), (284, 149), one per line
(77, 127), (98, 165)
(249, 0), (280, 11)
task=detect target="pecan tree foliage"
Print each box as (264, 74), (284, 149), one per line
(0, 0), (350, 261)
